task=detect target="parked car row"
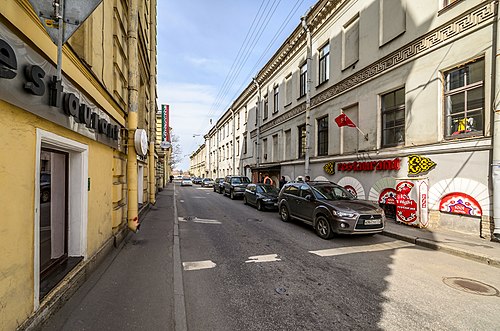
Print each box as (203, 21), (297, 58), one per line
(209, 176), (386, 240)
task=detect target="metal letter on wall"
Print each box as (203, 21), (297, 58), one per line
(28, 0), (104, 45)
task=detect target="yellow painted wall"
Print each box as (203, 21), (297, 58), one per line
(0, 101), (116, 329)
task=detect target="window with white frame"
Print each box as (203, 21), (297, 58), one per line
(237, 111), (240, 129)
(319, 43), (330, 85)
(299, 63), (307, 98)
(285, 74), (292, 106)
(273, 85), (279, 114)
(243, 134), (247, 154)
(444, 58), (484, 137)
(381, 87), (405, 147)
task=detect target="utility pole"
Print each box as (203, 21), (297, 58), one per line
(301, 13), (312, 179)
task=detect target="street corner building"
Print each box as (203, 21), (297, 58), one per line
(0, 0), (159, 329)
(191, 0), (499, 241)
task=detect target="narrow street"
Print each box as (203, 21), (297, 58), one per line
(176, 184), (500, 331)
(42, 183), (500, 331)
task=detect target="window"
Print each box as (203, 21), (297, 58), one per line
(243, 135), (247, 154)
(299, 63), (307, 98)
(298, 124), (306, 158)
(317, 116), (328, 156)
(236, 138), (240, 156)
(273, 85), (279, 114)
(342, 14), (359, 69)
(263, 138), (268, 160)
(285, 74), (292, 106)
(272, 134), (279, 162)
(284, 129), (291, 160)
(319, 43), (330, 85)
(444, 59), (484, 137)
(263, 95), (269, 119)
(237, 111), (240, 129)
(244, 107), (248, 124)
(442, 0), (462, 8)
(381, 87), (405, 147)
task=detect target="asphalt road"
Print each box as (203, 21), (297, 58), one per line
(176, 184), (500, 331)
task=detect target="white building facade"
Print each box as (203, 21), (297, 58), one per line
(190, 0), (499, 239)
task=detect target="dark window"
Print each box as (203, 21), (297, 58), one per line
(299, 63), (307, 98)
(263, 95), (269, 119)
(284, 184), (300, 196)
(243, 135), (247, 154)
(381, 87), (405, 147)
(444, 59), (484, 137)
(273, 85), (279, 114)
(317, 116), (328, 156)
(319, 43), (330, 85)
(298, 124), (306, 158)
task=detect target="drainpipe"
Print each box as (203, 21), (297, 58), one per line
(492, 0), (500, 239)
(253, 78), (261, 180)
(301, 12), (312, 179)
(127, 0), (140, 232)
(216, 126), (220, 178)
(231, 108), (236, 174)
(148, 0), (157, 204)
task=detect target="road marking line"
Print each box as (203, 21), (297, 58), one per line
(309, 241), (413, 257)
(182, 260), (217, 271)
(178, 216), (221, 224)
(173, 184), (188, 331)
(196, 187), (212, 190)
(191, 197), (207, 199)
(245, 254), (282, 263)
(179, 200), (184, 203)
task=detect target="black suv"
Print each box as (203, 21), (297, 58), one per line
(214, 178), (224, 193)
(278, 181), (385, 239)
(223, 175), (251, 199)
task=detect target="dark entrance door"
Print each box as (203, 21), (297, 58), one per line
(39, 148), (69, 297)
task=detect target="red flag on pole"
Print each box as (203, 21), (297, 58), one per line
(334, 113), (356, 128)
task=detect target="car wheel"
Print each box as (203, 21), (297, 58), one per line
(280, 205), (290, 222)
(230, 190), (235, 200)
(315, 215), (334, 239)
(243, 196), (248, 205)
(257, 200), (264, 211)
(41, 190), (50, 203)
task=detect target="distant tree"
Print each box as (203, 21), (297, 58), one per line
(168, 133), (182, 169)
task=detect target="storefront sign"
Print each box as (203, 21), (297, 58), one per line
(378, 188), (397, 205)
(408, 154), (436, 176)
(337, 158), (400, 172)
(395, 181), (418, 224)
(439, 193), (482, 217)
(0, 24), (120, 148)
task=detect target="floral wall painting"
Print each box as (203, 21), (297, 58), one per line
(408, 154), (436, 176)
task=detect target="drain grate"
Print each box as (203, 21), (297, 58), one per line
(275, 287), (287, 294)
(443, 277), (499, 296)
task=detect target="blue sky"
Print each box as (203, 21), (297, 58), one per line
(157, 0), (317, 171)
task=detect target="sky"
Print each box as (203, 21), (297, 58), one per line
(157, 0), (318, 171)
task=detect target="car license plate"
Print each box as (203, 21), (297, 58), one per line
(364, 219), (381, 225)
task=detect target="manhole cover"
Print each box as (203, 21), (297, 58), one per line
(247, 218), (263, 222)
(443, 277), (499, 296)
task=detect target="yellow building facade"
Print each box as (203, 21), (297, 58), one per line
(0, 0), (157, 329)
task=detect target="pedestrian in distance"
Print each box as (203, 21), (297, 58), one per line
(279, 176), (287, 189)
(305, 175), (311, 182)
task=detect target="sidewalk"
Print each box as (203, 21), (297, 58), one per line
(382, 220), (500, 268)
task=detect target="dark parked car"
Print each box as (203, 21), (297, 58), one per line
(278, 181), (385, 239)
(40, 172), (51, 203)
(244, 184), (279, 211)
(201, 178), (214, 187)
(214, 178), (224, 193)
(192, 177), (203, 185)
(223, 175), (251, 199)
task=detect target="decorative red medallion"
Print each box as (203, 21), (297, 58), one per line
(396, 181), (417, 224)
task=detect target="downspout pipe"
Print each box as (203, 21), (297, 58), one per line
(301, 13), (312, 179)
(148, 0), (157, 204)
(127, 0), (140, 232)
(216, 126), (220, 178)
(253, 78), (261, 180)
(492, 0), (500, 239)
